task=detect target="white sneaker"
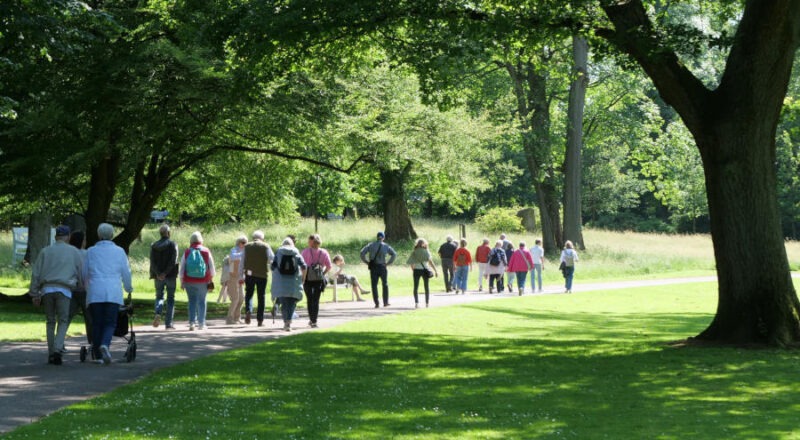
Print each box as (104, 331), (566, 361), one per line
(100, 345), (112, 366)
(283, 322), (292, 332)
(189, 324), (196, 331)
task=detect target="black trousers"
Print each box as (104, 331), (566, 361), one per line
(303, 280), (325, 323)
(489, 274), (504, 292)
(245, 275), (268, 323)
(412, 269), (430, 304)
(370, 264), (389, 306)
(441, 260), (455, 291)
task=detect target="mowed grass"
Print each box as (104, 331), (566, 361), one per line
(4, 217), (800, 342)
(6, 283), (800, 439)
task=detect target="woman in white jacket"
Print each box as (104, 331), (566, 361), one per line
(83, 223), (133, 365)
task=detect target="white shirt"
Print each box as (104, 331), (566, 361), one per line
(84, 240), (133, 305)
(530, 245), (544, 265)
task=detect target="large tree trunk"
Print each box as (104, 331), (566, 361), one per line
(602, 0), (800, 345)
(380, 166), (417, 241)
(535, 179), (562, 253)
(695, 126), (800, 344)
(113, 155), (170, 253)
(562, 36), (588, 250)
(26, 210), (52, 265)
(85, 152), (121, 246)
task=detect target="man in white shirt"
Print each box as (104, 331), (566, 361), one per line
(530, 239), (545, 293)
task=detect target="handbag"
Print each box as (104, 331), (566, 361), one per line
(367, 243), (382, 270)
(424, 266), (436, 279)
(306, 249), (326, 282)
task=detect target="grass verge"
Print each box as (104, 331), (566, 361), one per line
(5, 283), (800, 439)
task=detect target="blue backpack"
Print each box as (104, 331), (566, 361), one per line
(185, 248), (207, 278)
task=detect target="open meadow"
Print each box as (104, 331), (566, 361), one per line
(3, 217), (800, 342)
(5, 283), (800, 439)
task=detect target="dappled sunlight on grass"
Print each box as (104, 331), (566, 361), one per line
(6, 284), (800, 438)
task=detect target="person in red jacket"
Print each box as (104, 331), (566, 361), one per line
(179, 231), (216, 330)
(474, 238), (491, 292)
(507, 241), (535, 296)
(452, 239), (472, 294)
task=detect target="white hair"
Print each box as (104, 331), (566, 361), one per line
(190, 231), (203, 244)
(252, 230), (265, 240)
(499, 234), (507, 240)
(495, 240), (504, 248)
(281, 237), (295, 247)
(97, 223), (115, 241)
(446, 235), (454, 242)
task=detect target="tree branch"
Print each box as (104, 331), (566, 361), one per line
(598, 0), (711, 134)
(218, 145), (367, 173)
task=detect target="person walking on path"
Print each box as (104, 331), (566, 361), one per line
(271, 238), (307, 331)
(407, 238), (437, 308)
(67, 230), (92, 350)
(360, 231), (397, 308)
(560, 241), (579, 293)
(452, 239), (472, 294)
(241, 230), (275, 326)
(503, 240), (516, 293)
(29, 225), (84, 365)
(437, 236), (458, 292)
(474, 238), (491, 292)
(507, 242), (535, 296)
(486, 240), (508, 294)
(530, 239), (545, 293)
(331, 255), (369, 301)
(225, 236), (247, 324)
(84, 223), (133, 365)
(150, 224), (179, 330)
(301, 234), (332, 328)
(179, 231), (216, 331)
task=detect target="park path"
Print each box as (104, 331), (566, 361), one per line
(0, 275), (719, 434)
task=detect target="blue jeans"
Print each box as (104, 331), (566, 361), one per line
(530, 264), (543, 291)
(453, 265), (469, 291)
(564, 266), (575, 290)
(90, 302), (119, 351)
(154, 278), (176, 327)
(185, 283), (208, 327)
(280, 297), (298, 322)
(515, 271), (528, 290)
(245, 276), (267, 323)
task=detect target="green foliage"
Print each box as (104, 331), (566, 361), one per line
(475, 207), (525, 234)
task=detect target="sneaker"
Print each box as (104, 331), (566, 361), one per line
(100, 345), (112, 366)
(257, 321), (264, 327)
(538, 289), (543, 293)
(357, 298), (366, 302)
(479, 287), (483, 292)
(153, 314), (161, 328)
(166, 325), (176, 330)
(198, 325), (206, 330)
(283, 322), (291, 332)
(374, 304), (380, 309)
(189, 324), (196, 331)
(53, 352), (63, 365)
(245, 311), (252, 325)
(362, 290), (371, 295)
(384, 303), (391, 307)
(309, 322), (318, 328)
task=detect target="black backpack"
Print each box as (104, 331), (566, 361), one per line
(278, 253), (297, 275)
(489, 249), (501, 266)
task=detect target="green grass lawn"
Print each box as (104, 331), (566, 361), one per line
(6, 283), (800, 439)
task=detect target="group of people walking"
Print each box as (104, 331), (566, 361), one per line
(30, 223), (579, 365)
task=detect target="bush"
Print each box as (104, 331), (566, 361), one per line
(475, 207), (526, 234)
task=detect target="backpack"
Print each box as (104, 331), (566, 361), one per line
(278, 253), (298, 275)
(185, 248), (207, 278)
(489, 249), (501, 266)
(563, 250), (575, 267)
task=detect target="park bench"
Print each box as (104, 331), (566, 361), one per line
(327, 274), (354, 302)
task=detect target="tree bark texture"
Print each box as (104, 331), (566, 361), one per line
(26, 210), (52, 266)
(602, 0), (800, 345)
(506, 58), (562, 253)
(85, 151), (120, 246)
(562, 35), (588, 250)
(380, 166), (418, 242)
(113, 154), (172, 253)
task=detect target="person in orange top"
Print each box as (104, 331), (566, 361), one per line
(452, 238), (472, 294)
(474, 238), (491, 292)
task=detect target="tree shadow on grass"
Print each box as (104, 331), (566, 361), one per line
(8, 311), (800, 440)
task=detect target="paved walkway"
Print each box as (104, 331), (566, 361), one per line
(0, 276), (719, 434)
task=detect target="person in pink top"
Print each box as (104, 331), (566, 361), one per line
(506, 241), (535, 296)
(179, 231), (216, 330)
(301, 234), (332, 328)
